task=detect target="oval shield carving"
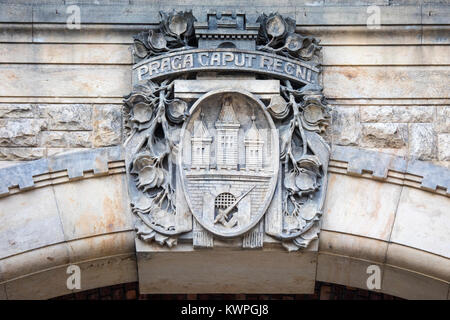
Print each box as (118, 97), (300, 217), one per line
(179, 90), (279, 238)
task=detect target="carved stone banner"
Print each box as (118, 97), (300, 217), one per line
(134, 49), (320, 85)
(124, 11), (330, 251)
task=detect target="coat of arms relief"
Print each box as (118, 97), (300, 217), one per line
(123, 11), (331, 251)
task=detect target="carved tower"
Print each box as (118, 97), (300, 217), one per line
(215, 96), (240, 170)
(191, 111), (212, 169)
(245, 115), (264, 170)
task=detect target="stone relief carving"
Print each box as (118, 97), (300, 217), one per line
(256, 13), (322, 65)
(124, 11), (331, 251)
(132, 10), (197, 63)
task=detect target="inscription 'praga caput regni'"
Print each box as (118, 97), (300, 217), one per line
(123, 11), (331, 251)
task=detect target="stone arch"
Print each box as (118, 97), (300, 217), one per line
(0, 146), (448, 299)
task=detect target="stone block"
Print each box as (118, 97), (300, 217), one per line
(361, 123), (408, 148)
(323, 173), (401, 241)
(0, 243), (70, 282)
(0, 4), (32, 23)
(92, 105), (122, 147)
(307, 26), (422, 46)
(360, 106), (434, 123)
(409, 123), (437, 160)
(323, 66), (450, 99)
(39, 104), (92, 131)
(40, 131), (92, 148)
(66, 231), (135, 263)
(0, 147), (45, 161)
(73, 254), (138, 294)
(386, 243), (450, 282)
(32, 23), (143, 44)
(0, 284), (6, 300)
(174, 80), (280, 99)
(0, 43), (131, 64)
(0, 119), (46, 147)
(382, 266), (448, 300)
(319, 231), (388, 263)
(436, 106), (450, 133)
(438, 134), (450, 161)
(136, 240), (317, 294)
(331, 106), (361, 146)
(0, 65), (131, 98)
(390, 186), (450, 258)
(0, 24), (32, 43)
(0, 187), (65, 259)
(316, 253), (383, 293)
(0, 104), (36, 118)
(323, 46), (450, 66)
(52, 174), (133, 240)
(4, 265), (73, 300)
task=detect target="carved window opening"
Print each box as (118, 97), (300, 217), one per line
(214, 192), (237, 222)
(215, 192), (236, 209)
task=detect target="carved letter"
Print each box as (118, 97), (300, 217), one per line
(171, 56), (182, 70)
(138, 65), (149, 81)
(210, 52), (221, 66)
(198, 52), (209, 66)
(183, 54), (194, 68)
(260, 56), (273, 70)
(222, 52), (235, 66)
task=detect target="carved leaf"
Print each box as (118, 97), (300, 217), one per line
(133, 39), (149, 59)
(265, 13), (287, 38)
(169, 14), (188, 36)
(132, 102), (153, 124)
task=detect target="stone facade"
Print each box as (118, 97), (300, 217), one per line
(0, 1), (448, 169)
(0, 104), (122, 164)
(0, 1), (449, 300)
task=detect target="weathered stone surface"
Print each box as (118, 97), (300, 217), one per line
(323, 173), (401, 241)
(0, 243), (70, 283)
(52, 174), (133, 241)
(0, 104), (36, 118)
(93, 105), (122, 147)
(331, 107), (361, 146)
(382, 265), (449, 300)
(40, 131), (92, 148)
(331, 145), (407, 179)
(361, 123), (408, 148)
(0, 147), (45, 161)
(436, 106), (450, 133)
(4, 266), (73, 300)
(360, 106), (434, 123)
(319, 231), (388, 263)
(438, 134), (450, 161)
(0, 161), (19, 169)
(323, 46), (450, 66)
(0, 43), (132, 64)
(46, 148), (85, 158)
(39, 104), (92, 131)
(0, 119), (46, 147)
(0, 65), (131, 98)
(0, 187), (65, 259)
(391, 186), (450, 258)
(137, 240), (316, 294)
(409, 123), (437, 160)
(386, 243), (450, 282)
(316, 253), (384, 292)
(323, 66), (450, 99)
(0, 24), (31, 43)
